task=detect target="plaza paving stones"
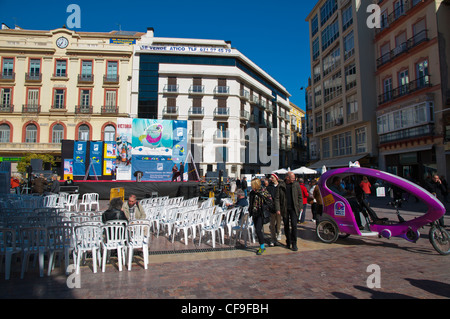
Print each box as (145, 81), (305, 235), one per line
(1, 199), (449, 300)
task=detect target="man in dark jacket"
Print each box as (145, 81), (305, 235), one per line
(32, 174), (47, 195)
(275, 172), (303, 251)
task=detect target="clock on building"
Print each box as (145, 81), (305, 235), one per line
(56, 36), (69, 49)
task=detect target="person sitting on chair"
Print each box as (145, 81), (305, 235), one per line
(102, 198), (128, 224)
(122, 194), (146, 221)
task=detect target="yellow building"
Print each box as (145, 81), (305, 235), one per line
(0, 26), (143, 170)
(289, 102), (308, 167)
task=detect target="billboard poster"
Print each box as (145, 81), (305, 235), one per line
(116, 118), (133, 180)
(104, 141), (116, 159)
(63, 159), (73, 180)
(73, 141), (87, 176)
(89, 141), (103, 177)
(103, 141), (116, 176)
(131, 119), (188, 181)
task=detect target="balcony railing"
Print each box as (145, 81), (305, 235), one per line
(214, 107), (230, 117)
(240, 89), (250, 100)
(103, 75), (119, 84)
(214, 86), (230, 95)
(0, 72), (15, 81)
(379, 123), (434, 144)
(377, 30), (429, 68)
(78, 74), (94, 83)
(22, 104), (41, 113)
(163, 85), (179, 94)
(378, 76), (432, 105)
(25, 73), (42, 82)
(163, 106), (178, 116)
(188, 107), (204, 116)
(189, 85), (205, 94)
(102, 105), (119, 114)
(240, 110), (250, 120)
(0, 104), (14, 112)
(75, 105), (93, 114)
(376, 0), (424, 34)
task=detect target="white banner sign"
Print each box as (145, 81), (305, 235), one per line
(138, 45), (233, 54)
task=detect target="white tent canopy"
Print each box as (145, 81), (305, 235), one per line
(272, 168), (289, 174)
(292, 166), (318, 175)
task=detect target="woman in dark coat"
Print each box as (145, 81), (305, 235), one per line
(102, 198), (128, 224)
(248, 178), (273, 255)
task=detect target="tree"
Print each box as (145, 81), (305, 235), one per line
(17, 153), (55, 174)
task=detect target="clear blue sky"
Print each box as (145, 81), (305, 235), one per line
(0, 0), (316, 109)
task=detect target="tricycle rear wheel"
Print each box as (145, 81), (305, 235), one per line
(316, 218), (339, 244)
(429, 225), (450, 256)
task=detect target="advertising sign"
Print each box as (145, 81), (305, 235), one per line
(89, 141), (103, 177)
(116, 118), (133, 180)
(73, 141), (87, 176)
(131, 119), (188, 181)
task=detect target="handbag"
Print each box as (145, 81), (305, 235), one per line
(255, 192), (274, 225)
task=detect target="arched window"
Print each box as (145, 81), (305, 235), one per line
(52, 124), (64, 143)
(25, 124), (37, 143)
(104, 125), (116, 142)
(0, 124), (10, 143)
(78, 124), (90, 141)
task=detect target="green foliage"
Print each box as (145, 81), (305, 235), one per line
(17, 153), (55, 173)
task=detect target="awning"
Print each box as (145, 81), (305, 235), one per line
(308, 154), (369, 170)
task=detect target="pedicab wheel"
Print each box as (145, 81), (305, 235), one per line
(429, 225), (450, 256)
(316, 218), (339, 244)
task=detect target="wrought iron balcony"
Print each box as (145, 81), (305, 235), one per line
(377, 30), (429, 68)
(22, 104), (41, 113)
(75, 105), (93, 114)
(378, 76), (432, 105)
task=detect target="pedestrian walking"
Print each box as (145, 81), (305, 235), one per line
(248, 178), (273, 255)
(275, 171), (303, 251)
(298, 178), (308, 224)
(267, 174), (282, 246)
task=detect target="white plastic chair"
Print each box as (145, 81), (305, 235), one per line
(0, 228), (22, 280)
(199, 212), (225, 248)
(71, 215), (92, 225)
(126, 222), (150, 271)
(47, 226), (74, 276)
(89, 193), (100, 211)
(172, 210), (195, 246)
(65, 194), (79, 212)
(159, 207), (179, 239)
(230, 212), (256, 248)
(224, 207), (241, 239)
(101, 224), (126, 272)
(78, 194), (91, 211)
(200, 198), (214, 208)
(20, 227), (49, 279)
(74, 225), (102, 274)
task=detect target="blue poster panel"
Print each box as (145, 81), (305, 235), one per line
(73, 141), (87, 176)
(131, 119), (188, 181)
(89, 141), (103, 177)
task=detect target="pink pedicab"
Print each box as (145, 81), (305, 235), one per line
(315, 167), (449, 255)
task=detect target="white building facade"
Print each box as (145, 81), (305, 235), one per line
(130, 28), (292, 178)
